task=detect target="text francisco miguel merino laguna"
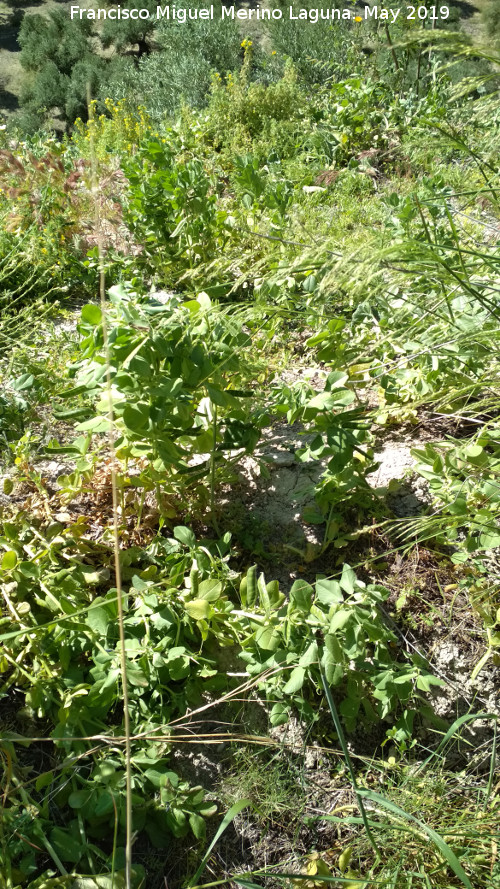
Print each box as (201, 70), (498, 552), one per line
(70, 5), (407, 23)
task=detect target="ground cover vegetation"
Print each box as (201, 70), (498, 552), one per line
(0, 3), (499, 889)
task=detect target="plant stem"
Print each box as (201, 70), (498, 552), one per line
(319, 660), (381, 859)
(210, 400), (220, 536)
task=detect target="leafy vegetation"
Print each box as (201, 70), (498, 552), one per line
(0, 4), (499, 889)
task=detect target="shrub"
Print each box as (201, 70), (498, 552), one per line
(267, 1), (361, 85)
(202, 48), (309, 163)
(104, 1), (242, 120)
(483, 0), (500, 38)
(16, 9), (104, 131)
(100, 0), (158, 56)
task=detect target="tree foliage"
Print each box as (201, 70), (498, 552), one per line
(17, 10), (100, 129)
(100, 0), (158, 55)
(483, 0), (500, 38)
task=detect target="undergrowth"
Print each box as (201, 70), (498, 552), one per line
(0, 10), (499, 889)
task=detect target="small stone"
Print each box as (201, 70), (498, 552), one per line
(261, 450), (296, 468)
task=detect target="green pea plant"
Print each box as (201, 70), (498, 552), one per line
(233, 153), (293, 230)
(409, 426), (500, 677)
(273, 370), (379, 554)
(237, 562), (444, 738)
(121, 136), (224, 286)
(56, 285), (265, 526)
(0, 517), (243, 881)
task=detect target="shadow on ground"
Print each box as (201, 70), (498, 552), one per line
(0, 88), (20, 113)
(0, 25), (20, 53)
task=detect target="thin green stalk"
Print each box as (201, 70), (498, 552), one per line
(319, 661), (381, 859)
(484, 720), (497, 809)
(88, 88), (133, 889)
(210, 400), (221, 535)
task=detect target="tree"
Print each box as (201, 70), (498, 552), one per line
(16, 10), (105, 130)
(100, 1), (158, 57)
(18, 9), (93, 76)
(483, 0), (500, 39)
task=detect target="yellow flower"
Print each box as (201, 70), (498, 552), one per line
(355, 15), (362, 21)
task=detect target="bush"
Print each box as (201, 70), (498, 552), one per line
(202, 48), (309, 163)
(267, 1), (361, 84)
(100, 0), (158, 55)
(483, 0), (500, 38)
(16, 10), (103, 130)
(104, 0), (242, 120)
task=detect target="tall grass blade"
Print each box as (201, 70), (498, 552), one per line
(319, 662), (381, 858)
(187, 798), (253, 888)
(357, 789), (474, 889)
(418, 712), (499, 771)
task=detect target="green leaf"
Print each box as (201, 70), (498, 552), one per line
(299, 641), (318, 667)
(81, 304), (103, 326)
(329, 609), (352, 632)
(68, 789), (91, 809)
(479, 531), (500, 549)
(339, 695), (360, 719)
(185, 598), (211, 620)
(198, 579), (222, 601)
(325, 371), (349, 390)
(77, 417), (112, 433)
(324, 632), (343, 662)
(206, 383), (240, 408)
(174, 526), (196, 547)
(254, 623), (281, 651)
(81, 566), (110, 586)
(290, 579), (313, 612)
(303, 274), (317, 293)
(94, 791), (114, 817)
(415, 673), (445, 692)
(1, 550), (18, 571)
(305, 391), (354, 411)
(270, 702), (290, 726)
(465, 444), (483, 459)
(283, 665), (306, 695)
(189, 812), (207, 840)
(145, 768), (171, 787)
(50, 827), (84, 864)
(316, 577), (343, 605)
(198, 802), (217, 817)
(340, 564), (356, 594)
(12, 372), (35, 391)
(123, 402), (150, 432)
(35, 771), (54, 792)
